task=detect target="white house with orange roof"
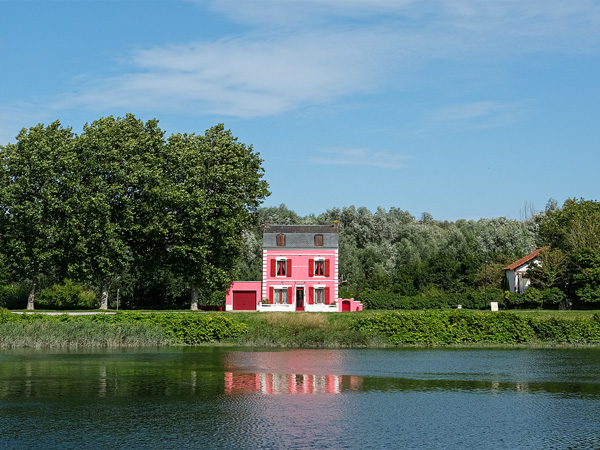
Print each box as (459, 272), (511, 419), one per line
(503, 247), (549, 293)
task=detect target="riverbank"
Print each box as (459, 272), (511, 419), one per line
(2, 308), (600, 348)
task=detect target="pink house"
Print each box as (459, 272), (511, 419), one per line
(226, 223), (363, 312)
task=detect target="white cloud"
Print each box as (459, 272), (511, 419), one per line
(427, 101), (526, 129)
(15, 0), (600, 121)
(199, 0), (600, 52)
(59, 29), (395, 117)
(311, 147), (406, 169)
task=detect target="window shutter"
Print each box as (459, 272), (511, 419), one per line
(269, 286), (274, 304)
(325, 259), (330, 277)
(287, 259), (292, 277)
(309, 288), (314, 304)
(325, 287), (331, 305)
(288, 287), (293, 304)
(308, 259), (314, 277)
(270, 259), (276, 277)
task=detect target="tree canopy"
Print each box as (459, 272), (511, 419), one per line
(0, 116), (269, 310)
(531, 198), (600, 306)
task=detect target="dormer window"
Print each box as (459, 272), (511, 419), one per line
(276, 234), (286, 246)
(314, 234), (324, 247)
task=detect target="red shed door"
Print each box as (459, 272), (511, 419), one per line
(342, 300), (351, 312)
(232, 291), (257, 310)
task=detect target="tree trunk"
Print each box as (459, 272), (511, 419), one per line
(190, 284), (199, 311)
(27, 275), (38, 310)
(99, 277), (111, 310)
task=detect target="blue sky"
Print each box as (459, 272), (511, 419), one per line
(1, 0), (599, 221)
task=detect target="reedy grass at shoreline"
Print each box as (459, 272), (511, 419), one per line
(0, 321), (172, 349)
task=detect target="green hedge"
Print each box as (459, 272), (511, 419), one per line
(504, 287), (566, 309)
(359, 289), (504, 310)
(0, 309), (248, 345)
(534, 316), (600, 343)
(0, 283), (29, 309)
(351, 311), (600, 345)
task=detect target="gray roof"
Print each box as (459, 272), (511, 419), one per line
(264, 224), (338, 234)
(263, 224), (339, 249)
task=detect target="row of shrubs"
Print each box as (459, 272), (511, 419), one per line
(358, 287), (574, 311)
(503, 287), (568, 309)
(0, 309), (247, 345)
(0, 280), (97, 310)
(4, 308), (600, 347)
(350, 310), (600, 345)
(0, 280), (579, 312)
(358, 288), (504, 310)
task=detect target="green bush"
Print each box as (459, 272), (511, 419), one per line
(351, 310), (600, 345)
(532, 317), (600, 343)
(0, 311), (248, 346)
(83, 312), (248, 344)
(505, 288), (566, 310)
(358, 288), (503, 310)
(0, 307), (16, 323)
(351, 311), (537, 345)
(0, 283), (29, 308)
(36, 279), (97, 310)
(151, 314), (248, 344)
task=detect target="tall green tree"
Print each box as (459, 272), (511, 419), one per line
(0, 122), (75, 309)
(67, 115), (165, 309)
(537, 198), (600, 307)
(162, 124), (269, 309)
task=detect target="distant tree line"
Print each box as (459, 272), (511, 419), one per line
(237, 204), (537, 309)
(0, 115), (269, 310)
(238, 199), (600, 310)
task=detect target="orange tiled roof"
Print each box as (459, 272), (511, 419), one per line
(503, 246), (550, 271)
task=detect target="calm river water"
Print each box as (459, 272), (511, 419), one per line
(1, 347), (599, 449)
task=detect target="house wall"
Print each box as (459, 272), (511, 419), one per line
(514, 268), (531, 293)
(505, 261), (538, 293)
(261, 248), (338, 312)
(506, 270), (516, 293)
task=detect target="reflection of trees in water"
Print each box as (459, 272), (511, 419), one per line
(0, 358), (225, 400)
(1, 353), (600, 400)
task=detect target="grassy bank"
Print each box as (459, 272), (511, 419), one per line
(225, 312), (387, 348)
(2, 308), (600, 348)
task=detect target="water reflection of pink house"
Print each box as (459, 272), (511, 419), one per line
(224, 372), (363, 395)
(226, 223), (363, 312)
